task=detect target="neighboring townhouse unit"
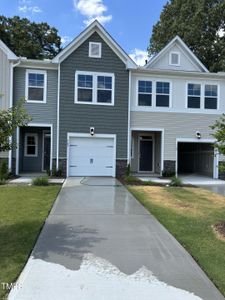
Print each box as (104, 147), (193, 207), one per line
(4, 21), (225, 179)
(130, 36), (225, 179)
(0, 40), (18, 168)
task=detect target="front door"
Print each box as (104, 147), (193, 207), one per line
(139, 137), (153, 172)
(43, 133), (51, 171)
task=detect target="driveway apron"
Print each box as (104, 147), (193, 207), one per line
(9, 177), (224, 300)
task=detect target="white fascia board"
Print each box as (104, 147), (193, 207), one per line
(0, 39), (18, 60)
(52, 20), (137, 69)
(146, 36), (209, 73)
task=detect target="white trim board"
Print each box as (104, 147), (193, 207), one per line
(66, 133), (117, 178)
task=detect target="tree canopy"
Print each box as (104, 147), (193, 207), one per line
(148, 0), (225, 72)
(0, 15), (62, 59)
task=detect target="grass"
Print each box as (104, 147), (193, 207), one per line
(0, 185), (61, 299)
(128, 185), (225, 296)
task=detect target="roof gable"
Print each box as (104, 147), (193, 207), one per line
(52, 20), (137, 69)
(145, 36), (208, 73)
(0, 40), (18, 60)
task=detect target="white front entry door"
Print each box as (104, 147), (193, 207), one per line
(69, 136), (115, 177)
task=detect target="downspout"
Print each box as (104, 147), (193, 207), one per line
(127, 69), (131, 166)
(8, 58), (21, 172)
(56, 63), (60, 171)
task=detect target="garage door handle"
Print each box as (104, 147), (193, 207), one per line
(106, 166), (113, 168)
(70, 165), (77, 167)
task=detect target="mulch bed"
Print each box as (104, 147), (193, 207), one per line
(213, 221), (225, 241)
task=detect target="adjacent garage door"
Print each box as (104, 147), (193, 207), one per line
(68, 136), (115, 177)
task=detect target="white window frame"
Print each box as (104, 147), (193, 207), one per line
(204, 84), (218, 110)
(24, 133), (38, 157)
(74, 71), (115, 106)
(169, 51), (180, 66)
(136, 78), (172, 109)
(155, 81), (171, 108)
(137, 80), (152, 106)
(89, 42), (102, 58)
(186, 82), (219, 110)
(25, 69), (47, 103)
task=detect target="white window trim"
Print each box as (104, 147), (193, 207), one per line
(25, 69), (47, 104)
(186, 82), (219, 110)
(89, 42), (102, 58)
(136, 78), (172, 109)
(74, 71), (115, 106)
(169, 51), (180, 66)
(24, 133), (38, 157)
(137, 80), (152, 107)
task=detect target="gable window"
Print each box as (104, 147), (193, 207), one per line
(169, 52), (180, 66)
(26, 70), (47, 103)
(75, 71), (114, 105)
(89, 42), (102, 58)
(138, 80), (152, 106)
(77, 74), (93, 102)
(24, 133), (38, 157)
(187, 84), (201, 108)
(156, 82), (170, 107)
(204, 85), (217, 109)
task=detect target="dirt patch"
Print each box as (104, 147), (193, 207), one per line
(212, 221), (225, 242)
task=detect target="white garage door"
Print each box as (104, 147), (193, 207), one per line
(69, 136), (115, 177)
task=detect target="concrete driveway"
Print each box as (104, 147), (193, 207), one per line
(9, 177), (224, 300)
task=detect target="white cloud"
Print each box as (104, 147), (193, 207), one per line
(74, 0), (112, 26)
(129, 48), (149, 66)
(61, 36), (73, 46)
(18, 0), (42, 14)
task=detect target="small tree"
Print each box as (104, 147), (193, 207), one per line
(211, 114), (225, 172)
(0, 99), (31, 151)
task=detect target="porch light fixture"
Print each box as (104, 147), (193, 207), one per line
(90, 127), (95, 136)
(196, 131), (201, 139)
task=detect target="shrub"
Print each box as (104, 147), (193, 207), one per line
(0, 179), (6, 185)
(52, 167), (63, 177)
(46, 168), (51, 177)
(32, 177), (49, 186)
(170, 176), (182, 187)
(0, 160), (9, 180)
(125, 163), (131, 177)
(124, 175), (142, 184)
(162, 170), (175, 178)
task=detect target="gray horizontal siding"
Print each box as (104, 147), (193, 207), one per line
(59, 32), (129, 159)
(131, 111), (221, 160)
(13, 67), (58, 157)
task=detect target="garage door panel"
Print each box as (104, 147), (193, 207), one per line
(69, 136), (115, 177)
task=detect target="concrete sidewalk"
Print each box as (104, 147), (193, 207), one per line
(9, 177), (224, 300)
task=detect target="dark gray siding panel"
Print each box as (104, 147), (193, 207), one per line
(13, 67), (58, 157)
(59, 32), (129, 159)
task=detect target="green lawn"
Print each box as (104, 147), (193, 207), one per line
(128, 185), (225, 297)
(0, 185), (61, 299)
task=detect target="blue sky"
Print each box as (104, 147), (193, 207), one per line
(0, 0), (168, 64)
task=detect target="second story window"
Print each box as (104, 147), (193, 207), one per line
(26, 70), (47, 103)
(187, 83), (201, 108)
(75, 71), (114, 105)
(156, 82), (170, 107)
(205, 85), (218, 109)
(138, 81), (152, 106)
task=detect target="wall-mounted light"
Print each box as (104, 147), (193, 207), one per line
(196, 131), (201, 139)
(90, 127), (95, 136)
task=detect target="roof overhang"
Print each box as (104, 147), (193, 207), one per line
(0, 39), (18, 60)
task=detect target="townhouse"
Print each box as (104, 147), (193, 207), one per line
(0, 20), (225, 179)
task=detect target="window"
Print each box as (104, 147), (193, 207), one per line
(138, 80), (152, 106)
(156, 82), (170, 107)
(77, 74), (93, 102)
(169, 52), (180, 66)
(187, 84), (201, 108)
(26, 70), (46, 103)
(24, 133), (38, 157)
(97, 76), (112, 103)
(75, 71), (114, 105)
(204, 85), (217, 109)
(89, 42), (102, 58)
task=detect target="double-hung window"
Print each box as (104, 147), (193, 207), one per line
(156, 81), (170, 107)
(138, 80), (152, 106)
(24, 133), (38, 157)
(204, 85), (217, 109)
(187, 84), (201, 108)
(75, 72), (114, 105)
(26, 70), (47, 103)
